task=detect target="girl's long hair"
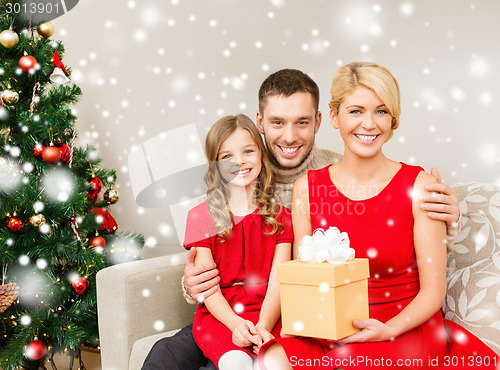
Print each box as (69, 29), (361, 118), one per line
(204, 114), (282, 240)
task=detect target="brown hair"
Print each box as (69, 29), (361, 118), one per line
(329, 62), (401, 139)
(258, 69), (320, 115)
(204, 114), (282, 240)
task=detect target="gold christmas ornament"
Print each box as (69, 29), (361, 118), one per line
(0, 127), (10, 137)
(0, 29), (19, 49)
(37, 21), (54, 38)
(30, 213), (47, 227)
(103, 188), (120, 204)
(1, 90), (20, 106)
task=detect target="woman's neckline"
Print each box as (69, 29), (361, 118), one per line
(326, 162), (404, 202)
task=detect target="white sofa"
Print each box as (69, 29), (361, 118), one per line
(96, 252), (196, 370)
(96, 182), (500, 369)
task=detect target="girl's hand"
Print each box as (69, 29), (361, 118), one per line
(232, 320), (260, 348)
(338, 319), (398, 344)
(255, 324), (274, 344)
(252, 324), (275, 354)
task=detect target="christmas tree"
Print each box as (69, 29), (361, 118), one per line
(0, 2), (144, 368)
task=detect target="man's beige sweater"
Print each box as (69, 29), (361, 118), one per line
(270, 146), (341, 209)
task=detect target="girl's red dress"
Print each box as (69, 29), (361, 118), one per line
(184, 201), (293, 368)
(259, 163), (498, 369)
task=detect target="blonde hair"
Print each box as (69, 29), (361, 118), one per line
(204, 114), (282, 240)
(329, 62), (401, 139)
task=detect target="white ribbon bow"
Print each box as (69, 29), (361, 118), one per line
(298, 226), (355, 264)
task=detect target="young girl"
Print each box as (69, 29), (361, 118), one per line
(184, 114), (293, 370)
(259, 62), (498, 369)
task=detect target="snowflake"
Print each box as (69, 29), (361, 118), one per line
(154, 320), (165, 331)
(400, 2), (414, 16)
(293, 321), (304, 332)
(36, 259), (48, 269)
(19, 255), (30, 266)
(367, 248), (377, 258)
(234, 303), (244, 314)
(20, 315), (32, 325)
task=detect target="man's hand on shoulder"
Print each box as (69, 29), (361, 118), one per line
(420, 167), (460, 229)
(183, 247), (220, 303)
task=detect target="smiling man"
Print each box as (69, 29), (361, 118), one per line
(141, 69), (460, 370)
(257, 92), (321, 169)
(254, 69), (342, 209)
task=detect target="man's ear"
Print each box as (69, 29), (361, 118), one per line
(255, 111), (265, 134)
(314, 111), (322, 134)
(330, 109), (339, 129)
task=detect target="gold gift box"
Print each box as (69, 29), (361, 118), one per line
(278, 258), (370, 340)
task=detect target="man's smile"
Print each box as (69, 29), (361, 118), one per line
(278, 145), (301, 156)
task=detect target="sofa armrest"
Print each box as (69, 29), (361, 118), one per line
(97, 251), (196, 370)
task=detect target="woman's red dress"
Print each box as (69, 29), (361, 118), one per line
(259, 163), (498, 369)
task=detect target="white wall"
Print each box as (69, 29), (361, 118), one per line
(54, 0), (500, 258)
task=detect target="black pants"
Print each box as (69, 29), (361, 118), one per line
(141, 324), (217, 370)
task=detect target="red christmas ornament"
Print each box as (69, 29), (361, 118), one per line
(33, 143), (45, 159)
(25, 339), (47, 360)
(18, 55), (38, 73)
(89, 235), (106, 249)
(88, 177), (103, 192)
(86, 190), (99, 203)
(7, 216), (24, 234)
(71, 276), (89, 295)
(90, 207), (118, 233)
(42, 146), (61, 164)
(52, 50), (69, 75)
(56, 143), (71, 164)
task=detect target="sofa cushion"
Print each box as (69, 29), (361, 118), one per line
(444, 183), (500, 355)
(129, 329), (181, 370)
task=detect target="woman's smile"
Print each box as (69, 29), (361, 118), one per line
(354, 134), (380, 144)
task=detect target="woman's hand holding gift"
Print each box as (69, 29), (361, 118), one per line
(338, 319), (398, 344)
